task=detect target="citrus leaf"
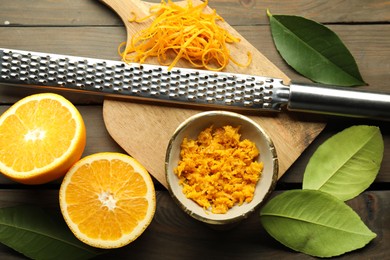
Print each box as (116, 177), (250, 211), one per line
(0, 205), (104, 260)
(303, 125), (383, 201)
(267, 11), (366, 86)
(260, 190), (376, 258)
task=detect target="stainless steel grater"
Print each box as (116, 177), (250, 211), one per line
(1, 48), (390, 120)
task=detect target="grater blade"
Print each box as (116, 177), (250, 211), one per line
(0, 48), (290, 112)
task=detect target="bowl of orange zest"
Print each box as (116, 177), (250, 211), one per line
(165, 111), (278, 225)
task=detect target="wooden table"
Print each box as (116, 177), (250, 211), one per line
(0, 0), (389, 259)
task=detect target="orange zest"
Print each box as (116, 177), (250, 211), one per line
(0, 93), (86, 184)
(175, 125), (263, 214)
(118, 0), (252, 71)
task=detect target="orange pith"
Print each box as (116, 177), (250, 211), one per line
(0, 93), (86, 184)
(59, 152), (156, 249)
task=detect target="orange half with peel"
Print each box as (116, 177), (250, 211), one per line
(59, 152), (156, 249)
(0, 93), (86, 184)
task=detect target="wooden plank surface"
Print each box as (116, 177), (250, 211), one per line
(0, 0), (389, 25)
(0, 189), (388, 259)
(0, 0), (389, 258)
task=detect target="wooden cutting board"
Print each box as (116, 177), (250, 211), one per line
(100, 0), (325, 188)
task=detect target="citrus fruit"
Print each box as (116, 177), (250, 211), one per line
(0, 93), (86, 184)
(59, 152), (156, 249)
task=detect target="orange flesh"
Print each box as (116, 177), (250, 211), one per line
(64, 159), (149, 240)
(3, 100), (73, 171)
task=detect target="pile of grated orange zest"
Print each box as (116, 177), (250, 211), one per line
(118, 0), (252, 71)
(174, 125), (263, 214)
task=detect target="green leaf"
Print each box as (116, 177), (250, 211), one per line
(260, 190), (376, 258)
(0, 205), (104, 260)
(267, 11), (366, 86)
(303, 125), (383, 201)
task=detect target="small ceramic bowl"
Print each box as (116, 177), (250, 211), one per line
(165, 111), (278, 225)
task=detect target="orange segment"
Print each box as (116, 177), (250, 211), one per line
(59, 152), (156, 249)
(0, 93), (86, 184)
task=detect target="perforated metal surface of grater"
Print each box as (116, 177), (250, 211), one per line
(0, 49), (290, 111)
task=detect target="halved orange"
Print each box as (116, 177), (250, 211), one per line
(0, 93), (86, 184)
(59, 152), (156, 249)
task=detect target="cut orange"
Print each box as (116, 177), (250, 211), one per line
(59, 152), (156, 249)
(0, 93), (86, 184)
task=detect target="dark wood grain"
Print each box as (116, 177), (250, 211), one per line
(0, 0), (388, 25)
(0, 0), (389, 258)
(0, 190), (387, 259)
